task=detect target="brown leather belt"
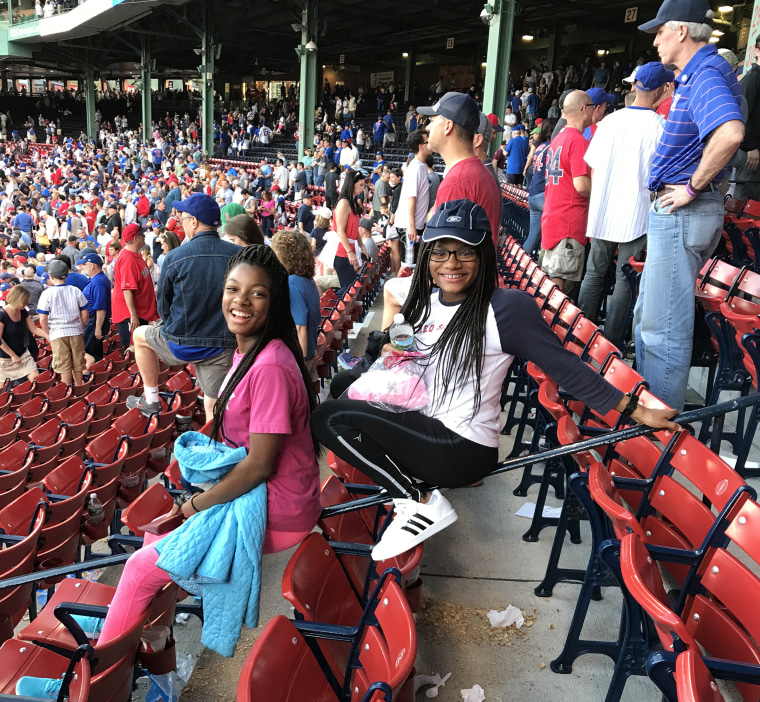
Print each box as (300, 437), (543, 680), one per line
(649, 182), (720, 202)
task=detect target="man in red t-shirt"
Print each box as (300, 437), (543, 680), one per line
(111, 223), (158, 348)
(418, 92), (502, 248)
(541, 90), (594, 294)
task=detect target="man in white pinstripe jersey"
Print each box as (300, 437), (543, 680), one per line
(577, 62), (672, 348)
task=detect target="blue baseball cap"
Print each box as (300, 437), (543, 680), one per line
(78, 253), (103, 266)
(633, 62), (676, 90)
(586, 88), (615, 106)
(417, 92), (481, 133)
(423, 199), (491, 247)
(173, 193), (221, 227)
(639, 0), (712, 31)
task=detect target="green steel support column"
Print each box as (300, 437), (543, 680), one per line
(404, 49), (416, 104)
(297, 0), (316, 161)
(141, 37), (152, 144)
(85, 67), (96, 142)
(482, 0), (515, 156)
(201, 0), (214, 157)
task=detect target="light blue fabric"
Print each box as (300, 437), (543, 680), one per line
(634, 191), (724, 411)
(154, 432), (267, 657)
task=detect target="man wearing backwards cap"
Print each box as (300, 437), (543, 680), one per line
(419, 92), (502, 248)
(111, 223), (158, 350)
(634, 0), (744, 410)
(578, 63), (670, 348)
(127, 193), (239, 419)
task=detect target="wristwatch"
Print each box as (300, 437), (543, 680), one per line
(621, 392), (639, 417)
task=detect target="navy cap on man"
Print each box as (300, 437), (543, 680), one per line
(638, 0), (712, 31)
(173, 193), (221, 227)
(423, 199), (491, 246)
(633, 62), (676, 90)
(417, 92), (481, 133)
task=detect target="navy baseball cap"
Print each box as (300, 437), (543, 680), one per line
(639, 0), (712, 31)
(423, 199), (491, 246)
(78, 253), (103, 266)
(173, 193), (221, 227)
(417, 92), (480, 133)
(586, 88), (615, 106)
(633, 62), (676, 90)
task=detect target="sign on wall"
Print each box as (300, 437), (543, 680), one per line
(370, 71), (394, 88)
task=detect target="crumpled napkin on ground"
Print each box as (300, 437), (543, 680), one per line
(414, 672), (452, 698)
(487, 605), (525, 629)
(461, 684), (486, 702)
(515, 502), (563, 519)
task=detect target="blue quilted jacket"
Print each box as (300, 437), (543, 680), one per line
(154, 433), (267, 657)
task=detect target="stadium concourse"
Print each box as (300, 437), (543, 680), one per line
(0, 0), (758, 701)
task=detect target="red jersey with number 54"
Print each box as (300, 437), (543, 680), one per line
(541, 127), (591, 250)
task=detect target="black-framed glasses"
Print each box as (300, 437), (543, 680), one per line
(430, 247), (478, 262)
(581, 102), (594, 110)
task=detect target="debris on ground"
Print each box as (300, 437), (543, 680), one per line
(415, 599), (538, 647)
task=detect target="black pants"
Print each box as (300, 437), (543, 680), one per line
(311, 399), (498, 501)
(117, 318), (148, 349)
(84, 316), (109, 361)
(333, 255), (358, 295)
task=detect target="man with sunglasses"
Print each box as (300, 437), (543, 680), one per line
(540, 90), (594, 296)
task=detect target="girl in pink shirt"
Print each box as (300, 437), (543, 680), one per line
(92, 245), (320, 648)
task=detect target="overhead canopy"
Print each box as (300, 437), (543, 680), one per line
(1, 0), (719, 80)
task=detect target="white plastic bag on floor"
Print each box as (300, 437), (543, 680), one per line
(460, 684), (486, 702)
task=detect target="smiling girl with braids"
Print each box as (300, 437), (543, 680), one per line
(313, 199), (680, 562)
(51, 245), (322, 658)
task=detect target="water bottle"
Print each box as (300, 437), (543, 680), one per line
(389, 313), (414, 352)
(86, 493), (104, 524)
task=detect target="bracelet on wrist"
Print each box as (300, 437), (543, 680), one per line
(190, 493), (200, 513)
(621, 392), (640, 418)
(686, 179), (699, 198)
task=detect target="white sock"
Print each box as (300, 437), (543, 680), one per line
(144, 386), (160, 404)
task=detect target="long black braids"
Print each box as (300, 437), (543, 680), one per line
(209, 245), (321, 455)
(393, 237), (499, 417)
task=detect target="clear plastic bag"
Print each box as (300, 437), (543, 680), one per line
(346, 352), (429, 412)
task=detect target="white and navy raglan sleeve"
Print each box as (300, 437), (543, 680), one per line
(490, 288), (624, 414)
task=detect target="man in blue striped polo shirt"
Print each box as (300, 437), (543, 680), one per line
(633, 0), (745, 410)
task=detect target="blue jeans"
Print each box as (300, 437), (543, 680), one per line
(524, 193), (544, 256)
(578, 235), (646, 349)
(314, 173), (325, 187)
(634, 191), (724, 410)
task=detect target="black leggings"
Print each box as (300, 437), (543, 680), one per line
(311, 399), (498, 501)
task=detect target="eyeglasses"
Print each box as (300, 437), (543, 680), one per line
(430, 247), (478, 262)
(581, 102), (594, 110)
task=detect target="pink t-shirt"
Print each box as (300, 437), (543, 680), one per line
(221, 339), (320, 532)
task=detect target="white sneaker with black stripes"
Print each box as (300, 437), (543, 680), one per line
(371, 490), (458, 561)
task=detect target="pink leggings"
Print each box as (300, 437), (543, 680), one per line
(98, 528), (311, 644)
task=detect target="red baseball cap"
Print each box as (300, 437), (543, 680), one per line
(486, 113), (504, 132)
(122, 223), (143, 242)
